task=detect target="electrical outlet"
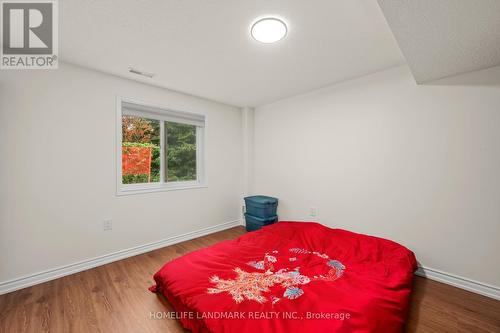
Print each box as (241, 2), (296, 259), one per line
(309, 207), (317, 217)
(103, 219), (113, 231)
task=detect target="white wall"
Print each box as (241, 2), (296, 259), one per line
(242, 107), (255, 197)
(0, 63), (243, 284)
(253, 66), (500, 288)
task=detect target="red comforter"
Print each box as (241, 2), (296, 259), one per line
(150, 222), (417, 333)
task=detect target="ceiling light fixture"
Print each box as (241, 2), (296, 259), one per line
(251, 17), (287, 44)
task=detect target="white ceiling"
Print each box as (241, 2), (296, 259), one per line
(378, 0), (500, 84)
(60, 0), (405, 107)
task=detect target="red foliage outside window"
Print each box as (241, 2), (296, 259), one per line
(122, 146), (152, 181)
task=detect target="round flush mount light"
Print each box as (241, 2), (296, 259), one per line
(251, 17), (287, 43)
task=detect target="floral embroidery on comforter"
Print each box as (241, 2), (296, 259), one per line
(207, 248), (345, 304)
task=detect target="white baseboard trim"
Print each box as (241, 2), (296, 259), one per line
(416, 266), (500, 301)
(0, 219), (241, 295)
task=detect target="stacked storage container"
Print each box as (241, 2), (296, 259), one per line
(244, 195), (278, 231)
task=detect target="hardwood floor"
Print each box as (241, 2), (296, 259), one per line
(0, 226), (499, 333)
(406, 275), (500, 333)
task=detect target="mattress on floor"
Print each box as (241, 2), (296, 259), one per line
(150, 221), (417, 333)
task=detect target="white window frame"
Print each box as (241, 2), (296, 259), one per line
(116, 96), (206, 196)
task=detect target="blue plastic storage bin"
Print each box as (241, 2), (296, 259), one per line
(244, 195), (278, 218)
(245, 213), (278, 232)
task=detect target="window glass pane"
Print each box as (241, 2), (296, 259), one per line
(166, 122), (197, 182)
(121, 115), (160, 184)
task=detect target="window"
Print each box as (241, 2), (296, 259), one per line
(117, 98), (205, 195)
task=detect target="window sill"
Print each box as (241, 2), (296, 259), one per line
(116, 182), (207, 196)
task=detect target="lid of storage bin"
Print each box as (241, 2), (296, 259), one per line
(244, 195), (278, 205)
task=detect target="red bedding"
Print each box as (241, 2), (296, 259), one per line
(150, 222), (417, 333)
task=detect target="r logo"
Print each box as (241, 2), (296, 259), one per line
(2, 2), (53, 54)
(1, 0), (57, 69)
